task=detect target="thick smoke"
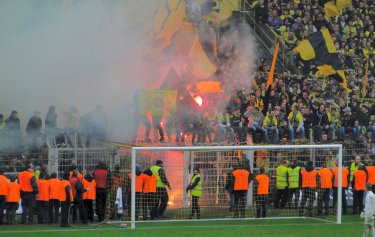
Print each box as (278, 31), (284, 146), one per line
(0, 0), (257, 142)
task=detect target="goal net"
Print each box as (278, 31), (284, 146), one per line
(102, 142), (343, 229)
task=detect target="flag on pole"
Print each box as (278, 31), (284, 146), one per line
(266, 42), (279, 89)
(138, 90), (178, 117)
(362, 62), (369, 97)
(189, 36), (217, 79)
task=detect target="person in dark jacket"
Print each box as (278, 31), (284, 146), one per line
(254, 0), (269, 24)
(45, 106), (58, 136)
(311, 103), (331, 143)
(338, 107), (356, 141)
(151, 160), (171, 219)
(60, 171), (71, 227)
(69, 170), (88, 224)
(5, 111), (22, 151)
(355, 105), (371, 140)
(26, 111), (42, 148)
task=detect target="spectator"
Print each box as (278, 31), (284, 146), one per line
(45, 106), (57, 136)
(26, 111), (42, 148)
(268, 10), (283, 32)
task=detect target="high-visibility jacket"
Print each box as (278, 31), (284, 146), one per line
(349, 162), (362, 182)
(332, 167), (349, 188)
(59, 180), (73, 202)
(367, 166), (375, 185)
(36, 179), (50, 201)
(143, 174), (157, 193)
(318, 168), (333, 189)
(190, 174), (202, 197)
(0, 175), (9, 196)
(6, 182), (20, 202)
(255, 174), (270, 195)
(287, 166), (300, 188)
(69, 177), (79, 198)
(276, 165), (288, 189)
(94, 169), (108, 188)
(301, 169), (318, 188)
(128, 173), (145, 193)
(353, 170), (367, 191)
(150, 166), (165, 188)
(19, 171), (34, 192)
(233, 169), (250, 191)
(82, 179), (96, 200)
(69, 172), (83, 182)
(49, 178), (61, 200)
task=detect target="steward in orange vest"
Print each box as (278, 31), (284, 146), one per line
(143, 168), (157, 220)
(69, 170), (88, 224)
(317, 166), (333, 215)
(18, 163), (38, 224)
(127, 166), (145, 220)
(82, 173), (96, 222)
(232, 165), (252, 218)
(69, 165), (83, 182)
(48, 172), (61, 224)
(367, 162), (375, 192)
(299, 161), (318, 217)
(5, 175), (19, 225)
(332, 166), (349, 214)
(352, 165), (368, 215)
(60, 171), (73, 227)
(36, 172), (50, 224)
(255, 167), (270, 218)
(0, 169), (8, 225)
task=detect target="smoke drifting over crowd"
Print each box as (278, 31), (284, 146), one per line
(0, 0), (257, 142)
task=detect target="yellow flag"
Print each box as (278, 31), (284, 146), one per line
(324, 1), (339, 17)
(156, 0), (185, 43)
(138, 90), (178, 117)
(266, 42), (279, 89)
(189, 36), (217, 79)
(336, 0), (352, 11)
(362, 62), (369, 97)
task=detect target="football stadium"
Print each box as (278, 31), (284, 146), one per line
(0, 0), (374, 236)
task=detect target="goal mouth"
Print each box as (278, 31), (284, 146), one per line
(102, 142), (343, 229)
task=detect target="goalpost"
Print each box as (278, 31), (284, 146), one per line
(102, 143), (343, 229)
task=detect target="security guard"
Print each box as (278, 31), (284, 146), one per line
(352, 165), (367, 215)
(18, 163), (38, 224)
(69, 170), (88, 224)
(150, 160), (171, 219)
(232, 164), (252, 218)
(143, 168), (157, 220)
(36, 172), (50, 224)
(93, 161), (108, 222)
(48, 172), (61, 224)
(349, 155), (363, 182)
(82, 173), (96, 222)
(332, 166), (349, 214)
(287, 161), (301, 209)
(255, 167), (270, 218)
(317, 165), (333, 215)
(0, 169), (8, 225)
(5, 176), (20, 225)
(127, 166), (145, 220)
(186, 167), (202, 219)
(300, 161), (318, 217)
(367, 161), (375, 192)
(275, 160), (289, 209)
(59, 171), (73, 227)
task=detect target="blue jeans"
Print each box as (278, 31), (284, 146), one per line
(338, 127), (356, 141)
(261, 127), (279, 143)
(288, 126), (305, 141)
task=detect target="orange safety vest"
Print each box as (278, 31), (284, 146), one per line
(318, 168), (333, 189)
(233, 169), (250, 191)
(255, 174), (270, 195)
(6, 182), (20, 203)
(18, 171), (35, 192)
(82, 179), (96, 200)
(367, 166), (375, 185)
(36, 179), (50, 201)
(59, 180), (73, 202)
(353, 170), (367, 191)
(301, 169), (317, 188)
(69, 172), (83, 182)
(128, 173), (145, 193)
(332, 167), (349, 188)
(49, 178), (61, 200)
(0, 175), (9, 196)
(143, 174), (157, 193)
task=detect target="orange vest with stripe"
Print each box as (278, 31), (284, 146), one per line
(19, 171), (34, 192)
(49, 178), (61, 200)
(367, 166), (375, 185)
(353, 170), (367, 191)
(36, 179), (50, 201)
(255, 174), (270, 195)
(332, 167), (349, 188)
(128, 173), (145, 193)
(301, 169), (317, 188)
(0, 175), (9, 196)
(59, 180), (73, 202)
(82, 179), (96, 200)
(6, 182), (20, 202)
(318, 168), (333, 189)
(143, 174), (157, 193)
(233, 169), (250, 191)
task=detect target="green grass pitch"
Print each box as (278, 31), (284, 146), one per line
(0, 216), (364, 237)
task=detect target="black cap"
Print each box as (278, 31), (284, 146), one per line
(156, 160), (163, 165)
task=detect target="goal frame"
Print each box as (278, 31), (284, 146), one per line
(130, 144), (343, 229)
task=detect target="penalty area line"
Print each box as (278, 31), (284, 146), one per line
(0, 221), (362, 234)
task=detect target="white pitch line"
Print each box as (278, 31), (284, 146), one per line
(0, 221), (362, 234)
